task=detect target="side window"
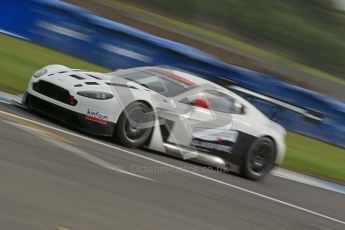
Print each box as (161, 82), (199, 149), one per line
(187, 90), (244, 114)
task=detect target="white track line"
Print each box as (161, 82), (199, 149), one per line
(0, 110), (344, 225)
(272, 168), (345, 195)
(0, 30), (28, 40)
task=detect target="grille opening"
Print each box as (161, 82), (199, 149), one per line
(70, 74), (84, 80)
(32, 80), (77, 105)
(59, 71), (68, 74)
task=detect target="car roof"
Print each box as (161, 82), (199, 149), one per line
(109, 66), (248, 101)
(111, 66), (215, 85)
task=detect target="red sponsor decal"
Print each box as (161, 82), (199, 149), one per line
(85, 115), (107, 124)
(151, 68), (198, 87)
(216, 137), (223, 143)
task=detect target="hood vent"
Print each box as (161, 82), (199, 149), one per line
(85, 82), (99, 85)
(86, 74), (101, 79)
(106, 83), (137, 89)
(70, 74), (84, 80)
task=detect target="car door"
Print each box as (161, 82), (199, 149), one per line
(157, 85), (242, 158)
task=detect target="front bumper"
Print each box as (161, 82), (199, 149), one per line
(23, 93), (116, 137)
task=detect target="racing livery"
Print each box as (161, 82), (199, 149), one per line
(23, 65), (286, 180)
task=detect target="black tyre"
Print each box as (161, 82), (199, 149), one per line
(242, 137), (276, 180)
(115, 102), (154, 148)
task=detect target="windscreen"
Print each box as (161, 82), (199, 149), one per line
(116, 68), (197, 97)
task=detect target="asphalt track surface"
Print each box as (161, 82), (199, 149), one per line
(0, 102), (344, 230)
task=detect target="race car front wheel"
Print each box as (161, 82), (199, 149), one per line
(116, 101), (154, 148)
(242, 137), (276, 180)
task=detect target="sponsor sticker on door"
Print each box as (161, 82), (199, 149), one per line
(192, 128), (238, 143)
(192, 128), (239, 153)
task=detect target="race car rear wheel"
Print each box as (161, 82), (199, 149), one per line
(116, 101), (154, 148)
(242, 137), (276, 180)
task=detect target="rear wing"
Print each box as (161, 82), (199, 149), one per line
(217, 77), (324, 124)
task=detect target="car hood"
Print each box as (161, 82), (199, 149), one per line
(37, 69), (151, 94)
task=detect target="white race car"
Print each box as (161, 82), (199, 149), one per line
(23, 65), (286, 180)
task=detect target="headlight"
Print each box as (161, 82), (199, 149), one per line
(33, 68), (47, 78)
(77, 91), (113, 100)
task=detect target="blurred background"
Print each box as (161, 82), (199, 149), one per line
(66, 0), (345, 101)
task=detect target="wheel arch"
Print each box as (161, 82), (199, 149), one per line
(262, 133), (287, 165)
(261, 135), (280, 165)
(135, 100), (154, 112)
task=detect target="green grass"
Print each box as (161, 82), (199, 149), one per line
(0, 34), (344, 183)
(283, 132), (345, 183)
(0, 34), (108, 94)
(103, 0), (345, 86)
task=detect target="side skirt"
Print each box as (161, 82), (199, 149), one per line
(162, 142), (240, 173)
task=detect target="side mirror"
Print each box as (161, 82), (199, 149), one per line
(192, 98), (211, 109)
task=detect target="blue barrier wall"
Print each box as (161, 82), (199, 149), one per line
(1, 0), (345, 147)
